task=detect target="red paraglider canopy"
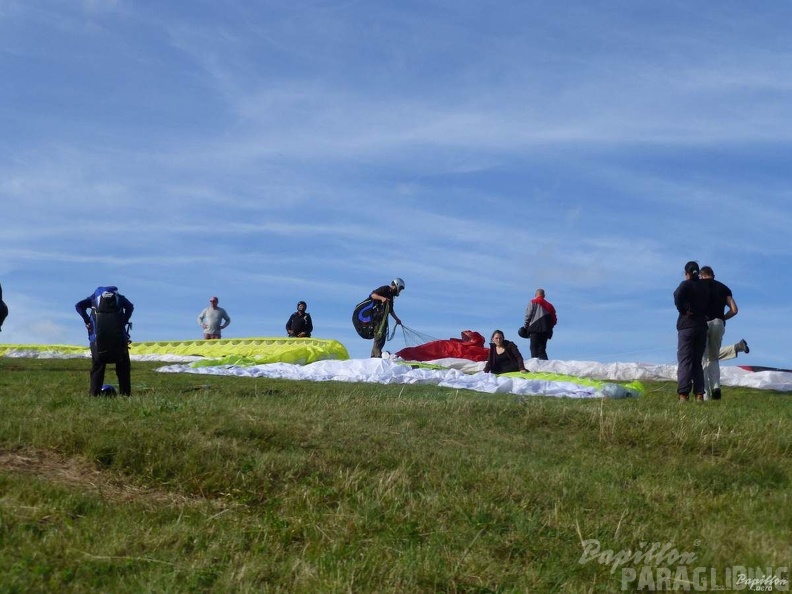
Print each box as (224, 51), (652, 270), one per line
(395, 330), (489, 362)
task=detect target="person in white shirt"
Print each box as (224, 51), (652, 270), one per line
(197, 296), (231, 339)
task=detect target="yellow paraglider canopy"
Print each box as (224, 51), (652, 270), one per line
(0, 337), (349, 365)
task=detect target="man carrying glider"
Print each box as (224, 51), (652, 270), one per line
(75, 286), (134, 396)
(197, 296), (231, 339)
(286, 301), (313, 338)
(700, 266), (740, 400)
(369, 278), (405, 358)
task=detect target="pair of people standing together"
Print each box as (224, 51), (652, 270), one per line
(674, 262), (741, 401)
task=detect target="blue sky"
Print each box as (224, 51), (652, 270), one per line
(2, 0), (791, 364)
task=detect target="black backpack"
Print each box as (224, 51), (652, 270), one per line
(352, 298), (388, 339)
(92, 289), (127, 363)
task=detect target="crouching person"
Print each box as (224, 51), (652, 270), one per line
(75, 286), (134, 396)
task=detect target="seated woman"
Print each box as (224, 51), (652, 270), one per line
(483, 330), (527, 374)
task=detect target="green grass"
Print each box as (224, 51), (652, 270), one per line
(0, 358), (790, 593)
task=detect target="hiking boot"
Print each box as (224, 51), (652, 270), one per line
(712, 388), (722, 400)
(678, 393), (690, 402)
(695, 394), (705, 402)
(738, 339), (750, 354)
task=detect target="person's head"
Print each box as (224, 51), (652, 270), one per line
(491, 330), (505, 344)
(684, 261), (700, 279)
(209, 296), (219, 308)
(535, 288), (545, 298)
(297, 301), (307, 312)
(391, 277), (405, 296)
(700, 266), (714, 279)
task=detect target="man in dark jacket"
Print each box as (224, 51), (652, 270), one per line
(520, 288), (557, 360)
(286, 301), (313, 337)
(673, 262), (711, 402)
(75, 286), (134, 396)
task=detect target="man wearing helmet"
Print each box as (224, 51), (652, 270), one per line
(286, 300), (313, 338)
(369, 278), (404, 357)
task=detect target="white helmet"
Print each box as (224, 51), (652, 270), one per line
(392, 277), (405, 295)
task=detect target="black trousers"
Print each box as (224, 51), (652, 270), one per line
(677, 325), (707, 396)
(529, 332), (550, 360)
(90, 347), (131, 396)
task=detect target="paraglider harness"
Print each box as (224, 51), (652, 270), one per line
(352, 298), (397, 341)
(90, 288), (132, 364)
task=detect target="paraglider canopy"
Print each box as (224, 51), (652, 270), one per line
(395, 330), (488, 362)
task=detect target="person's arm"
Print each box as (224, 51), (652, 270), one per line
(389, 308), (401, 325)
(120, 296), (134, 324)
(197, 310), (206, 327)
(510, 342), (527, 372)
(75, 297), (92, 326)
(306, 314), (313, 334)
(673, 284), (690, 316)
(286, 314), (294, 335)
(525, 303), (534, 327)
(221, 310), (230, 329)
(724, 296), (738, 321)
(545, 301), (557, 326)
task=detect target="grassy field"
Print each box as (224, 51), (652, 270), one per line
(0, 358), (790, 593)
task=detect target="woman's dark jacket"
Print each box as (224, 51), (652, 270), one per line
(484, 340), (526, 374)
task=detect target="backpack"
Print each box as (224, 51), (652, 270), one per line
(92, 287), (128, 363)
(352, 298), (388, 339)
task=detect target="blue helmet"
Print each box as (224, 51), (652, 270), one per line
(100, 384), (117, 396)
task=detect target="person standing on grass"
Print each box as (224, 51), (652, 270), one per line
(75, 286), (134, 397)
(673, 261), (711, 402)
(369, 278), (404, 358)
(700, 266), (740, 401)
(197, 296), (231, 339)
(519, 288), (557, 360)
